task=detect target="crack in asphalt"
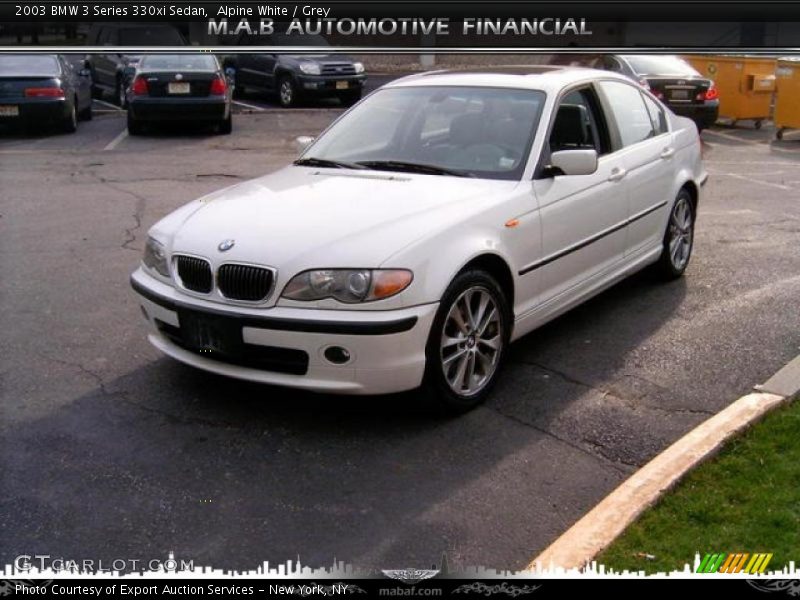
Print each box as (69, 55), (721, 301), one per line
(484, 404), (633, 476)
(84, 170), (148, 252)
(511, 358), (715, 417)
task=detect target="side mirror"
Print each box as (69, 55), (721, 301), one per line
(122, 66), (136, 80)
(547, 149), (598, 177)
(224, 66), (236, 83)
(294, 135), (315, 153)
(78, 68), (92, 78)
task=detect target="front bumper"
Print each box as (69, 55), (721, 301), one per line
(131, 267), (436, 395)
(128, 96), (229, 122)
(296, 74), (366, 95)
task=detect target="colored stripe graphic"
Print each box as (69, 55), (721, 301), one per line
(699, 552), (774, 574)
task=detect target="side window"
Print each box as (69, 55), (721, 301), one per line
(597, 80), (655, 148)
(603, 56), (623, 72)
(642, 93), (668, 135)
(549, 88), (610, 156)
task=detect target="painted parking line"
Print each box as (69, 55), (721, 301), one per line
(103, 128), (128, 151)
(93, 99), (124, 111)
(233, 99), (266, 112)
(703, 129), (764, 145)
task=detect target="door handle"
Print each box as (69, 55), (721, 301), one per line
(660, 147), (675, 159)
(607, 167), (627, 182)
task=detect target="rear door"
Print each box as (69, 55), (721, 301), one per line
(532, 85), (630, 306)
(596, 80), (674, 256)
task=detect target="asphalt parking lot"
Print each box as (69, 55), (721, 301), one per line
(1, 103), (799, 573)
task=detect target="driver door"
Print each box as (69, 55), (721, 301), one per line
(532, 86), (630, 307)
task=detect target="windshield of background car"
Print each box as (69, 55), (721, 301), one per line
(623, 55), (700, 77)
(119, 27), (184, 46)
(141, 55), (217, 70)
(305, 86), (546, 180)
(0, 55), (59, 76)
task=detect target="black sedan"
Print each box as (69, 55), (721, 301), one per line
(592, 54), (720, 131)
(0, 54), (92, 133)
(125, 54), (232, 135)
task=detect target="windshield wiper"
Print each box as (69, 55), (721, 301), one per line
(294, 157), (366, 170)
(356, 160), (473, 178)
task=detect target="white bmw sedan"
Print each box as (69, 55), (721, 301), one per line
(131, 66), (707, 411)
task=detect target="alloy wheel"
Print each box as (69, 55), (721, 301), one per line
(668, 196), (693, 270)
(440, 286), (503, 397)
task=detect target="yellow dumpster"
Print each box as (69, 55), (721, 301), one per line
(684, 55), (776, 128)
(774, 58), (800, 140)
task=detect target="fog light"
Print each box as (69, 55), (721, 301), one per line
(324, 346), (351, 364)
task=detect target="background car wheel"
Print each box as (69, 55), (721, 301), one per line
(217, 114), (232, 135)
(115, 76), (127, 108)
(655, 188), (695, 279)
(78, 100), (92, 121)
(422, 269), (511, 414)
(339, 91), (362, 107)
(127, 112), (143, 136)
(62, 101), (78, 133)
(278, 76), (298, 108)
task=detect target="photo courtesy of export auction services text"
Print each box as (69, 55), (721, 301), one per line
(208, 16), (593, 37)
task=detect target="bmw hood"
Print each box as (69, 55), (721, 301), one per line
(154, 165), (516, 284)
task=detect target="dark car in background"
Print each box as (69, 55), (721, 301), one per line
(221, 33), (366, 108)
(0, 54), (92, 133)
(125, 54), (232, 135)
(591, 54), (719, 130)
(85, 24), (186, 106)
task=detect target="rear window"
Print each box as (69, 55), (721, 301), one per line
(0, 55), (59, 76)
(119, 27), (184, 46)
(623, 56), (700, 77)
(140, 55), (217, 71)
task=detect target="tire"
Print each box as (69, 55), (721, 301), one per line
(339, 90), (362, 107)
(115, 76), (127, 108)
(422, 269), (511, 414)
(127, 111), (144, 135)
(62, 101), (78, 133)
(78, 99), (92, 121)
(217, 113), (232, 135)
(654, 188), (695, 280)
(277, 75), (298, 108)
(777, 128), (785, 141)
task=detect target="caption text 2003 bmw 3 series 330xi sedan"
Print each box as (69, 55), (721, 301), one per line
(130, 66), (707, 412)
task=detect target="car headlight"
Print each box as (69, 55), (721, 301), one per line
(142, 236), (170, 278)
(282, 269), (412, 303)
(353, 61), (365, 74)
(299, 62), (321, 76)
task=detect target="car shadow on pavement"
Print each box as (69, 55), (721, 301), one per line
(1, 267), (690, 574)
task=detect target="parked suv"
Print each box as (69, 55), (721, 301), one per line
(84, 24), (186, 106)
(221, 33), (366, 107)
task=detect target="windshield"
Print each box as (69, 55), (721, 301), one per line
(623, 55), (700, 77)
(141, 54), (217, 70)
(302, 86), (546, 180)
(0, 54), (59, 76)
(119, 27), (184, 46)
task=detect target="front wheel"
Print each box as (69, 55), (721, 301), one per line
(115, 76), (127, 108)
(655, 189), (695, 279)
(423, 270), (511, 413)
(277, 76), (298, 108)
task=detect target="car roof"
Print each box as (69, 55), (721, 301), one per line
(385, 65), (632, 93)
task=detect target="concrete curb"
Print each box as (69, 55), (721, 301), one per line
(529, 385), (795, 571)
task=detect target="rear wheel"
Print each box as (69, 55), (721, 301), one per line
(655, 189), (695, 279)
(423, 270), (511, 413)
(78, 98), (92, 121)
(217, 113), (232, 135)
(62, 100), (78, 133)
(127, 111), (144, 135)
(115, 76), (127, 108)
